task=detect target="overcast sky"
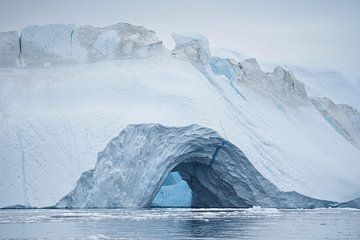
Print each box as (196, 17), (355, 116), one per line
(1, 0), (359, 75)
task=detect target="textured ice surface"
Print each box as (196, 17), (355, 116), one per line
(311, 97), (360, 149)
(1, 23), (164, 67)
(0, 25), (360, 208)
(171, 33), (211, 64)
(0, 31), (20, 67)
(210, 57), (307, 103)
(56, 124), (335, 209)
(20, 24), (83, 67)
(212, 47), (360, 110)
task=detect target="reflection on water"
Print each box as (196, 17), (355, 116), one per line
(0, 208), (359, 239)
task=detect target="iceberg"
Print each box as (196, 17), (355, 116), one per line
(0, 23), (359, 208)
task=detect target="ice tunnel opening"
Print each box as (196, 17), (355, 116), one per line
(150, 155), (252, 208)
(151, 171), (192, 208)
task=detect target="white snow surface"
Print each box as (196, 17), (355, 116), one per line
(0, 24), (360, 207)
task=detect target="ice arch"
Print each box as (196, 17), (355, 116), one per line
(56, 124), (334, 209)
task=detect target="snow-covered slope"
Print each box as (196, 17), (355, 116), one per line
(0, 23), (359, 208)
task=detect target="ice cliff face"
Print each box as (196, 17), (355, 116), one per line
(210, 57), (307, 103)
(171, 33), (211, 65)
(0, 31), (20, 67)
(311, 97), (360, 149)
(0, 23), (164, 68)
(56, 124), (334, 209)
(1, 23), (360, 208)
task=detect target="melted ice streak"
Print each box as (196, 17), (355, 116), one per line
(56, 124), (334, 208)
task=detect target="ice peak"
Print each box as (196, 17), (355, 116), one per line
(210, 56), (308, 102)
(267, 65), (308, 100)
(241, 58), (261, 71)
(171, 33), (211, 64)
(273, 65), (287, 75)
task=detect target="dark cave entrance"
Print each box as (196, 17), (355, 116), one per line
(150, 159), (251, 208)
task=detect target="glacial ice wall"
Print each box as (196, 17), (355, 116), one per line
(0, 23), (164, 67)
(56, 124), (335, 209)
(0, 31), (20, 67)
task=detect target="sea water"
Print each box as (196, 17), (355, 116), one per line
(0, 208), (359, 239)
